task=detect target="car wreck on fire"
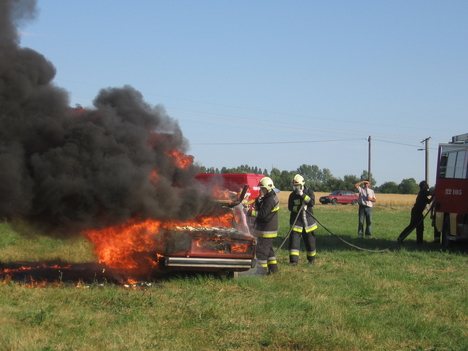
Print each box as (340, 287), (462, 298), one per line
(155, 185), (257, 278)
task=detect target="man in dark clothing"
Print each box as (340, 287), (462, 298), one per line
(397, 181), (434, 244)
(288, 174), (318, 265)
(247, 177), (280, 275)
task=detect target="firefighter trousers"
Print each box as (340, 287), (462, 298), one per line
(256, 237), (279, 274)
(289, 229), (316, 264)
(398, 208), (424, 244)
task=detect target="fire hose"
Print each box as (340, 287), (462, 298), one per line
(275, 202), (435, 254)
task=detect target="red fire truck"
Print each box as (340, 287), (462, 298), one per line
(433, 133), (468, 246)
(195, 173), (266, 206)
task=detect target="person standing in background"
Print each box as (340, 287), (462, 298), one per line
(355, 180), (376, 237)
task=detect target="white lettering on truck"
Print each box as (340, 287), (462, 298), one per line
(445, 189), (463, 195)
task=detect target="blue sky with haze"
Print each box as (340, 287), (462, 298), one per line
(19, 1), (468, 186)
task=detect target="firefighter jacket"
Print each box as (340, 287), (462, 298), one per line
(248, 190), (280, 238)
(288, 186), (318, 233)
(413, 188), (433, 213)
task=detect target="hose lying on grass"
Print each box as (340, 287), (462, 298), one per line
(276, 203), (434, 254)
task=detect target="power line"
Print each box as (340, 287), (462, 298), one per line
(194, 138), (363, 146)
(373, 138), (437, 150)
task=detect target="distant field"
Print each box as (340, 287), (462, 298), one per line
(278, 191), (416, 206)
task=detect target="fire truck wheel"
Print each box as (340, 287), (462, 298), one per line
(433, 226), (441, 244)
(441, 214), (452, 247)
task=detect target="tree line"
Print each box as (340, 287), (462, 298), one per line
(197, 164), (421, 194)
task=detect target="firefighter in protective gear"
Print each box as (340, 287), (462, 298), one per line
(288, 174), (318, 265)
(247, 177), (280, 275)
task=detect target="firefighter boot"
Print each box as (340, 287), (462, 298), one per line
(308, 257), (315, 265)
(254, 266), (268, 276)
(268, 263), (279, 274)
(289, 256), (298, 266)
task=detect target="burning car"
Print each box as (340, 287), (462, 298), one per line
(83, 185), (256, 279)
(156, 187), (256, 277)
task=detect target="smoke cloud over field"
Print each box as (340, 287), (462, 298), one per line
(0, 0), (214, 233)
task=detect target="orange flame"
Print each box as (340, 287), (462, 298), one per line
(83, 212), (234, 271)
(165, 149), (193, 169)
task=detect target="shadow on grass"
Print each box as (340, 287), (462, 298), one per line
(272, 232), (468, 255)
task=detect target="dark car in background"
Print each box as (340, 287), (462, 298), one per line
(319, 190), (358, 205)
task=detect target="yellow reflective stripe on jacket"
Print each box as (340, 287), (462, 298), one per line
(271, 205), (280, 212)
(303, 195), (311, 203)
(250, 210), (257, 217)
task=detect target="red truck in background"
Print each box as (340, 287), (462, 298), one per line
(195, 173), (266, 208)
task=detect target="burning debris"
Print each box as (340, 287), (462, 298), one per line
(0, 0), (256, 283)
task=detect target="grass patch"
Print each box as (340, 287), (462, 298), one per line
(1, 205), (467, 350)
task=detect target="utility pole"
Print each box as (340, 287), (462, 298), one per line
(368, 135), (372, 183)
(419, 137), (431, 185)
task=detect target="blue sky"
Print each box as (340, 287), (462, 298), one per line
(19, 1), (467, 186)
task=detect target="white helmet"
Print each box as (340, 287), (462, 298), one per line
(259, 177), (275, 192)
(292, 174), (305, 186)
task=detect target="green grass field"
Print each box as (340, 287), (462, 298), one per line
(1, 205), (467, 351)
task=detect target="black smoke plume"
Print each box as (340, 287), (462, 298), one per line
(0, 0), (215, 234)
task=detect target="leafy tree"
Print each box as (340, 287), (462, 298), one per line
(199, 163), (417, 194)
(324, 177), (345, 192)
(219, 165), (266, 174)
(297, 164), (323, 182)
(398, 178), (419, 194)
(270, 168), (295, 191)
(378, 181), (399, 194)
(322, 168), (333, 184)
(359, 170), (377, 188)
(197, 166), (219, 173)
(343, 174), (360, 191)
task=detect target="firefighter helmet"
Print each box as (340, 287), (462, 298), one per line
(292, 174), (305, 186)
(259, 177), (275, 192)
